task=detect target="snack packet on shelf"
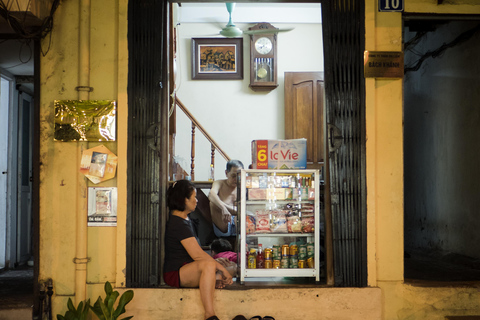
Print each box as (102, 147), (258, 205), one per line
(301, 213), (315, 233)
(270, 210), (288, 233)
(246, 214), (256, 234)
(287, 214), (302, 233)
(255, 210), (271, 233)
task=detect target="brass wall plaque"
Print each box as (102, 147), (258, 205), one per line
(364, 51), (404, 78)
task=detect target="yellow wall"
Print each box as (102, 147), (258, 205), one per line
(366, 0), (480, 319)
(39, 0), (127, 311)
(40, 0), (480, 319)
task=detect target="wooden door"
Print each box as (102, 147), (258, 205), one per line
(284, 72), (325, 168)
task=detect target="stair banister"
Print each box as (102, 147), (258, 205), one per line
(175, 98), (231, 180)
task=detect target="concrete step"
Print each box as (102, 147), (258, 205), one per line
(0, 308), (32, 320)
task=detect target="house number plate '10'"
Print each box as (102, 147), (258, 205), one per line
(378, 0), (404, 12)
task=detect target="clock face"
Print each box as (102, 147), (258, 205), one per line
(255, 37), (273, 55)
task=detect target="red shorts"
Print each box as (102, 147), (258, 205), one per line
(163, 270), (180, 288)
(164, 262), (191, 288)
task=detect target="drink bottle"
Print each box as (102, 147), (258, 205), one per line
(256, 244), (264, 269)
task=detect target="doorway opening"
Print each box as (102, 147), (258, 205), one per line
(403, 16), (480, 282)
(0, 39), (36, 311)
(128, 0), (367, 288)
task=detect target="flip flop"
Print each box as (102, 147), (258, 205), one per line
(232, 316), (248, 320)
(206, 316), (220, 320)
(249, 317), (262, 320)
(263, 317), (276, 320)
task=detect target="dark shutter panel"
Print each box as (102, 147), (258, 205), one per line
(322, 0), (367, 287)
(127, 0), (169, 287)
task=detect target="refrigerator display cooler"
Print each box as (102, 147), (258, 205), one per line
(236, 169), (321, 283)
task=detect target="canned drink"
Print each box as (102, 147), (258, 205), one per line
(272, 245), (281, 259)
(280, 258), (289, 269)
(265, 260), (273, 269)
(265, 248), (272, 260)
(289, 244), (298, 257)
(307, 257), (314, 268)
(307, 243), (315, 257)
(298, 260), (306, 268)
(248, 249), (257, 269)
(298, 244), (307, 260)
(281, 245), (290, 258)
(289, 256), (298, 268)
(273, 259), (281, 269)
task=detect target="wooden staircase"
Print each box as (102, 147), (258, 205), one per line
(169, 97), (231, 246)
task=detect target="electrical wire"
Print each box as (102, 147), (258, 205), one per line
(0, 0), (60, 40)
(0, 38), (33, 69)
(405, 23), (480, 74)
(404, 31), (428, 52)
(0, 0), (60, 61)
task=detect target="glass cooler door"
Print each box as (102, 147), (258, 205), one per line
(237, 169), (320, 283)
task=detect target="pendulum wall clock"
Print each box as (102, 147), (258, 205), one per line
(248, 23), (279, 92)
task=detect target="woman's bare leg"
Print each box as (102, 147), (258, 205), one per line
(180, 259), (217, 319)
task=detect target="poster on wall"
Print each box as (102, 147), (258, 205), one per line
(80, 145), (118, 184)
(88, 187), (117, 226)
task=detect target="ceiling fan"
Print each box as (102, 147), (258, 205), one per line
(219, 3), (294, 38)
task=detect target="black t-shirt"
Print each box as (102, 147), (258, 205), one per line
(163, 215), (200, 273)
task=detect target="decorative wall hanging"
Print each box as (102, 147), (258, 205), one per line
(191, 37), (243, 80)
(88, 187), (117, 226)
(54, 100), (116, 141)
(80, 145), (118, 184)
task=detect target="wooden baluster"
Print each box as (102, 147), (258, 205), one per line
(210, 144), (215, 169)
(191, 122), (195, 181)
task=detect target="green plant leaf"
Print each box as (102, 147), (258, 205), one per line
(81, 299), (90, 319)
(74, 301), (84, 316)
(64, 311), (75, 320)
(89, 282), (134, 320)
(120, 317), (133, 320)
(58, 298), (90, 320)
(67, 298), (75, 311)
(105, 281), (113, 295)
(91, 297), (107, 320)
(99, 298), (110, 320)
(106, 291), (119, 314)
(112, 290), (134, 318)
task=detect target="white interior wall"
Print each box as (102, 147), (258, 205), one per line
(174, 5), (323, 180)
(404, 20), (480, 258)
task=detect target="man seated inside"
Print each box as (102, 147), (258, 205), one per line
(208, 160), (244, 242)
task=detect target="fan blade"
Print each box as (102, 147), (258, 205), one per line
(198, 17), (226, 30)
(243, 27), (294, 35)
(193, 34), (224, 37)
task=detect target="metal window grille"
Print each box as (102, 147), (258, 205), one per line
(322, 0), (368, 287)
(127, 0), (168, 287)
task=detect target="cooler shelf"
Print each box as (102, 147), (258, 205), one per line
(247, 233), (314, 237)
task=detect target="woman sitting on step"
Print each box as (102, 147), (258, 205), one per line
(163, 180), (233, 320)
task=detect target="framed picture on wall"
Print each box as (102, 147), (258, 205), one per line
(191, 37), (243, 80)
